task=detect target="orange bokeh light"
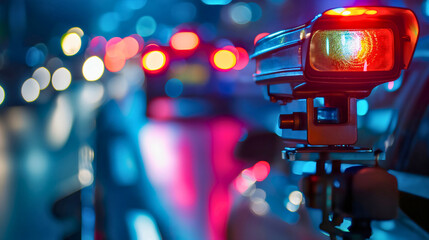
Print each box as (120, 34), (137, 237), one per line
(104, 54), (126, 72)
(170, 32), (200, 51)
(121, 36), (140, 59)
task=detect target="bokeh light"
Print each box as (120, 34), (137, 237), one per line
(233, 47), (249, 70)
(67, 27), (84, 37)
(165, 78), (184, 98)
(79, 168), (94, 186)
(142, 50), (167, 73)
(46, 95), (74, 150)
(250, 198), (269, 216)
(88, 36), (107, 56)
(136, 16), (157, 37)
(105, 37), (123, 57)
(47, 57), (64, 71)
(82, 56), (105, 81)
(21, 78), (40, 102)
(0, 85), (5, 105)
(121, 36), (140, 59)
(130, 34), (145, 52)
(286, 201), (299, 212)
(211, 49), (237, 71)
(26, 47), (45, 67)
(105, 37), (126, 72)
(104, 54), (126, 73)
(170, 32), (200, 51)
(252, 161), (270, 181)
(32, 67), (51, 90)
(289, 191), (303, 205)
(99, 12), (120, 32)
(61, 32), (82, 56)
(52, 67), (72, 91)
(248, 2), (262, 21)
(229, 2), (252, 25)
(357, 99), (369, 116)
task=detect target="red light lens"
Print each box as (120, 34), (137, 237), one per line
(309, 29), (394, 72)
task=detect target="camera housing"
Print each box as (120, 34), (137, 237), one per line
(252, 6), (419, 145)
(251, 6), (419, 239)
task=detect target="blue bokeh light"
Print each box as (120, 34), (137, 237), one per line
(357, 99), (369, 116)
(99, 12), (120, 32)
(165, 78), (184, 98)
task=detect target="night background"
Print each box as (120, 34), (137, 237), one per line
(0, 0), (429, 239)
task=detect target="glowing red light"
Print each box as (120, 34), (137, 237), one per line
(252, 161), (270, 181)
(254, 33), (270, 45)
(310, 29), (394, 72)
(233, 47), (249, 70)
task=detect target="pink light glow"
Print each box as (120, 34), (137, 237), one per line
(387, 81), (395, 90)
(252, 161), (270, 181)
(232, 47), (249, 70)
(254, 33), (270, 45)
(147, 97), (176, 120)
(208, 118), (244, 240)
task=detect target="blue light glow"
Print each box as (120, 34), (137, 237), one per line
(357, 99), (369, 116)
(292, 161), (317, 175)
(165, 78), (183, 98)
(99, 12), (120, 32)
(326, 37), (330, 56)
(125, 0), (147, 10)
(248, 3), (262, 21)
(367, 109), (393, 133)
(110, 138), (138, 186)
(229, 3), (252, 25)
(341, 32), (361, 60)
(337, 219), (352, 232)
(136, 16), (157, 37)
(127, 210), (162, 240)
(26, 47), (45, 67)
(426, 0), (429, 16)
(201, 0), (232, 5)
